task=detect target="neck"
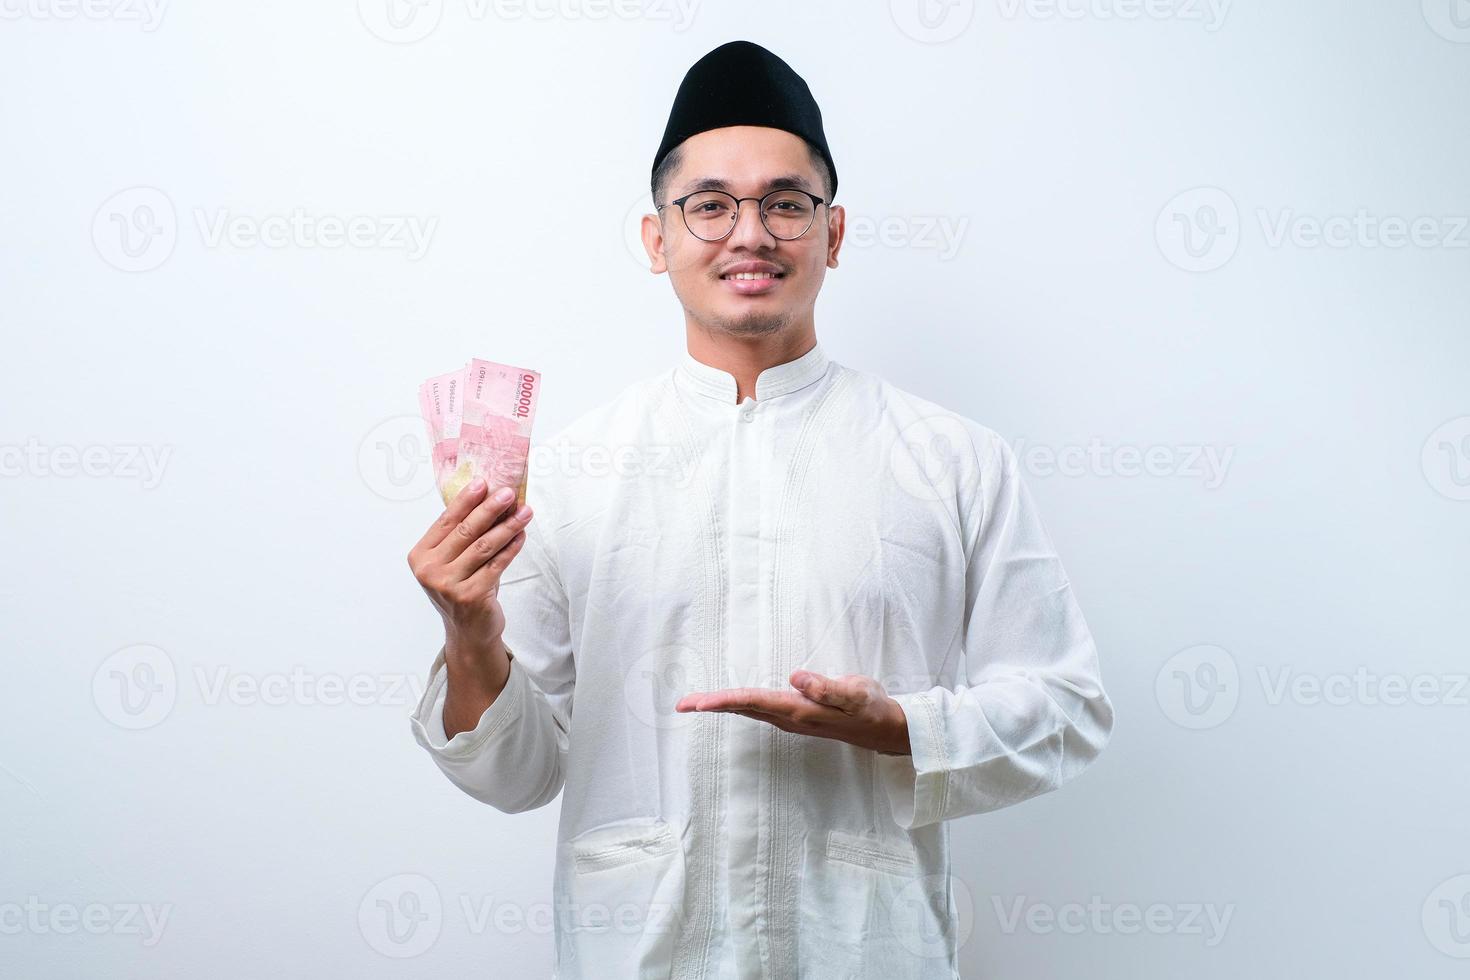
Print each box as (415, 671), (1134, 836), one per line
(684, 321), (818, 403)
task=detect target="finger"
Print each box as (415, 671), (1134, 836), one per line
(683, 687), (776, 713)
(414, 478), (489, 554)
(689, 688), (818, 716)
(448, 502), (533, 580)
(791, 670), (863, 711)
(673, 692), (707, 712)
(432, 484), (522, 564)
(672, 687), (724, 712)
(456, 526), (529, 597)
(674, 690), (773, 712)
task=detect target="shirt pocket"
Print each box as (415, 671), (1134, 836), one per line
(800, 828), (933, 979)
(558, 816), (686, 980)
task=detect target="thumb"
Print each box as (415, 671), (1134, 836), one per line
(791, 670), (854, 709)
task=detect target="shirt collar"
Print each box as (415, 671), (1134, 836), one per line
(675, 341), (831, 404)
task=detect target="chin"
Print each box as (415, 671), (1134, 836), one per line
(705, 306), (792, 337)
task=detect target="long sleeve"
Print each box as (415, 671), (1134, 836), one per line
(876, 427), (1114, 830)
(407, 489), (576, 813)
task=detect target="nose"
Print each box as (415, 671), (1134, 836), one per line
(725, 198), (777, 248)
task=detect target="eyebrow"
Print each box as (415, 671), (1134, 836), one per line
(679, 174), (815, 197)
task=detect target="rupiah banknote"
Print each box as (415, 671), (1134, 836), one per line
(417, 359), (541, 508)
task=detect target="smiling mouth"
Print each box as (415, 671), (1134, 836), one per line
(720, 271), (785, 281)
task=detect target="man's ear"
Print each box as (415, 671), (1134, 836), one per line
(641, 212), (668, 274)
(825, 204), (845, 270)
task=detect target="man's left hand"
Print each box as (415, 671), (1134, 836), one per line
(675, 670), (912, 756)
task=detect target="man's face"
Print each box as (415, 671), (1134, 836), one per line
(642, 126), (844, 338)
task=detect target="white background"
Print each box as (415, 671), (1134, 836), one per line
(3, 1), (1469, 976)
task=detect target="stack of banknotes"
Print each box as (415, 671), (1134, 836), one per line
(418, 359), (542, 507)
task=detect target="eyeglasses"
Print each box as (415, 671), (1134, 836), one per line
(655, 187), (828, 242)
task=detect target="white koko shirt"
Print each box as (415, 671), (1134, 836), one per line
(409, 340), (1114, 979)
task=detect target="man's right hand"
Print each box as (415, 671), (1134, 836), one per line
(407, 477), (535, 737)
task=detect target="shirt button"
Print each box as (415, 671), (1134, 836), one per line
(739, 400), (755, 422)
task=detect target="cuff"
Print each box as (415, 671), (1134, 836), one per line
(408, 646), (526, 757)
(875, 691), (949, 830)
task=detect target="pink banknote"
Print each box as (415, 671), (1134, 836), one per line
(416, 369), (463, 495)
(418, 358), (541, 507)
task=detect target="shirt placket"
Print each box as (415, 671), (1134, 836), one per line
(724, 391), (775, 980)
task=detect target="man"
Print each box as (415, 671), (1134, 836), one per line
(407, 39), (1114, 979)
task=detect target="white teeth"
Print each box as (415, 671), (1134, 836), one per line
(726, 272), (778, 280)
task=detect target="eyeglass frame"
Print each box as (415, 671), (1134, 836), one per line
(655, 187), (830, 242)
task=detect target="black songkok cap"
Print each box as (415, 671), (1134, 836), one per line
(652, 40), (838, 201)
